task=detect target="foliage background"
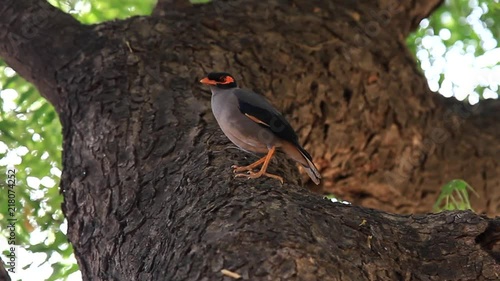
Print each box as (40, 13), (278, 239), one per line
(0, 0), (498, 280)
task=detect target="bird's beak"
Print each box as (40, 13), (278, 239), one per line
(200, 77), (217, 85)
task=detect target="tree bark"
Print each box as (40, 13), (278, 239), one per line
(0, 259), (11, 281)
(1, 0), (499, 280)
(0, 0), (95, 110)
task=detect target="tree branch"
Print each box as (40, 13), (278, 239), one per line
(195, 196), (499, 281)
(0, 259), (10, 281)
(392, 0), (444, 36)
(0, 0), (93, 109)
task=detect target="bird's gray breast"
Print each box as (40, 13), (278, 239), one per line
(211, 88), (275, 153)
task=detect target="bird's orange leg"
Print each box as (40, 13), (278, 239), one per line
(231, 156), (266, 173)
(234, 146), (284, 184)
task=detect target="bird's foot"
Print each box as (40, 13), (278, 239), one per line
(231, 164), (256, 173)
(231, 159), (265, 173)
(231, 156), (267, 173)
(234, 171), (284, 184)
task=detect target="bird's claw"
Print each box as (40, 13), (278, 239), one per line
(234, 171), (255, 178)
(234, 171), (284, 184)
(232, 165), (255, 173)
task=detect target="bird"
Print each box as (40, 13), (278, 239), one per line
(200, 72), (321, 185)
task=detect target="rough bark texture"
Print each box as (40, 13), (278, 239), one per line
(1, 0), (500, 280)
(0, 260), (11, 281)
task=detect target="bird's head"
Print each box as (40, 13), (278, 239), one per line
(200, 72), (237, 89)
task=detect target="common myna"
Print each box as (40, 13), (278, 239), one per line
(200, 72), (321, 185)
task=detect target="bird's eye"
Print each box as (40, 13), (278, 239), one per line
(219, 77), (226, 82)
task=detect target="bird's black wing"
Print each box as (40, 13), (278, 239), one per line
(234, 88), (300, 145)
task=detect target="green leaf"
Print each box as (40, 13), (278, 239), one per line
(433, 179), (479, 212)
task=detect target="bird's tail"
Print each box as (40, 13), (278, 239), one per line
(281, 141), (322, 185)
(297, 146), (321, 185)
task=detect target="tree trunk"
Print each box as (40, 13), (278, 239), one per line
(1, 0), (499, 280)
(0, 260), (11, 281)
